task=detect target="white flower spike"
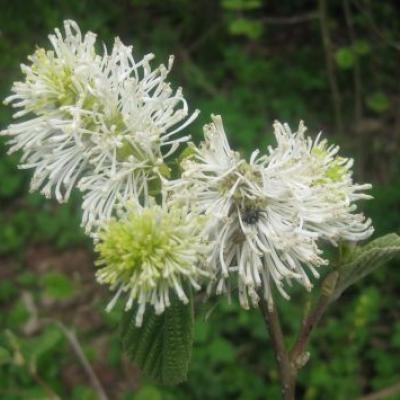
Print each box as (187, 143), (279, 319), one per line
(1, 20), (198, 232)
(77, 41), (199, 231)
(1, 20), (101, 202)
(270, 121), (374, 244)
(1, 19), (374, 320)
(168, 115), (373, 309)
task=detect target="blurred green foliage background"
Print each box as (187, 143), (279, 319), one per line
(0, 1), (399, 399)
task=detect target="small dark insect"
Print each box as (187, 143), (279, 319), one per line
(241, 208), (262, 225)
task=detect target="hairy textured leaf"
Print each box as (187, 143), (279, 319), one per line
(332, 233), (400, 301)
(121, 294), (194, 385)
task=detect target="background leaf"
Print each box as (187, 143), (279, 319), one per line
(228, 18), (263, 40)
(353, 39), (371, 56)
(222, 0), (262, 11)
(335, 47), (355, 69)
(40, 272), (75, 300)
(29, 326), (64, 369)
(134, 385), (162, 400)
(121, 294), (194, 385)
(0, 346), (11, 366)
(366, 92), (390, 113)
(332, 233), (400, 301)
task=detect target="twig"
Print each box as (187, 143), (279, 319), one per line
(260, 13), (318, 25)
(5, 329), (60, 399)
(318, 0), (344, 134)
(290, 272), (339, 367)
(353, 0), (400, 52)
(289, 294), (329, 366)
(259, 299), (296, 400)
(359, 382), (400, 400)
(21, 291), (40, 335)
(45, 320), (109, 400)
(186, 22), (221, 54)
(19, 292), (109, 399)
(343, 0), (363, 128)
(179, 50), (220, 97)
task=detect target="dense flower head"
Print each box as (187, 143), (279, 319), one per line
(1, 20), (102, 203)
(168, 115), (373, 309)
(4, 21), (99, 117)
(94, 202), (209, 326)
(1, 20), (198, 231)
(1, 19), (376, 321)
(77, 41), (199, 231)
(270, 121), (374, 244)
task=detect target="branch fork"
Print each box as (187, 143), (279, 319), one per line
(260, 272), (339, 400)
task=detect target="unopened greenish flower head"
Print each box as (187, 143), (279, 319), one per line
(95, 203), (209, 326)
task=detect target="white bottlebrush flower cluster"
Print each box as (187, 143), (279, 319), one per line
(2, 20), (374, 323)
(271, 121), (373, 244)
(95, 202), (209, 326)
(1, 20), (198, 231)
(167, 115), (373, 309)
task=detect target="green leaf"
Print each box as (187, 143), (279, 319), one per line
(353, 40), (371, 56)
(209, 338), (235, 363)
(8, 300), (29, 328)
(16, 272), (36, 287)
(40, 272), (75, 300)
(194, 319), (211, 344)
(178, 143), (196, 166)
(121, 293), (194, 385)
(366, 92), (390, 113)
(134, 385), (162, 400)
(72, 385), (98, 400)
(332, 233), (400, 301)
(228, 18), (263, 40)
(0, 280), (17, 302)
(222, 0), (262, 11)
(0, 347), (11, 365)
(28, 326), (64, 372)
(158, 162), (171, 178)
(335, 47), (355, 69)
(148, 176), (162, 196)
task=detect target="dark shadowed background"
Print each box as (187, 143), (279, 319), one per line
(0, 1), (399, 399)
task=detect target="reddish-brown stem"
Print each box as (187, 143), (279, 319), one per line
(290, 272), (339, 367)
(259, 300), (296, 400)
(359, 382), (400, 400)
(260, 272), (339, 399)
(289, 295), (330, 366)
